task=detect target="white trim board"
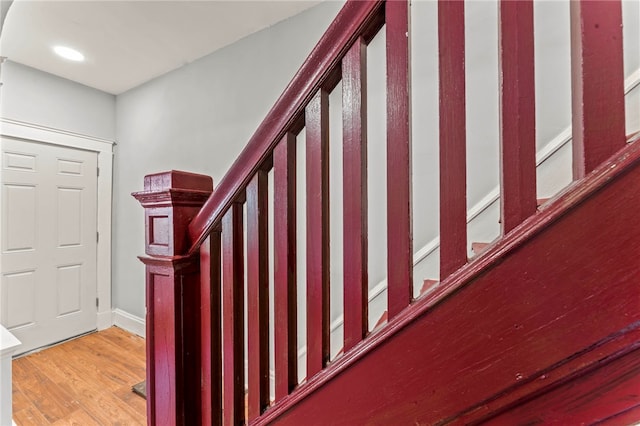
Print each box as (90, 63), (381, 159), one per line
(112, 309), (146, 338)
(0, 118), (115, 332)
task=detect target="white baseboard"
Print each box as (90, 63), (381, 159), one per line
(112, 309), (146, 338)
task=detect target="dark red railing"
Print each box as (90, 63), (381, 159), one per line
(134, 0), (629, 424)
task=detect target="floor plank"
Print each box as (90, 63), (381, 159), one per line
(12, 327), (146, 425)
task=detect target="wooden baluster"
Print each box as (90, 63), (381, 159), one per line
(274, 133), (298, 400)
(499, 0), (537, 234)
(222, 203), (245, 425)
(200, 233), (222, 426)
(343, 37), (368, 350)
(438, 0), (467, 280)
(306, 89), (330, 377)
(247, 171), (270, 420)
(386, 0), (413, 319)
(570, 0), (626, 179)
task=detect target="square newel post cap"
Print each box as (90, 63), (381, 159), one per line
(133, 170), (213, 257)
(142, 170), (213, 194)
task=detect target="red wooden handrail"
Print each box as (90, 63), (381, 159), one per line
(187, 0), (385, 252)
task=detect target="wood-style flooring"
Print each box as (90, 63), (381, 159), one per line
(12, 327), (146, 425)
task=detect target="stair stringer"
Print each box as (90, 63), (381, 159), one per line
(256, 138), (640, 425)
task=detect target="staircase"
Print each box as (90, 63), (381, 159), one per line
(133, 1), (640, 424)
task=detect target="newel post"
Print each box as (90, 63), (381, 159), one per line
(133, 171), (213, 426)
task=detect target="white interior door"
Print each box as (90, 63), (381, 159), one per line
(1, 137), (98, 355)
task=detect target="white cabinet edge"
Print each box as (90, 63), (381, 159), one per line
(0, 325), (21, 357)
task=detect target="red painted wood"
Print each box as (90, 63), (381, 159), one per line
(133, 171), (212, 426)
(137, 171), (213, 257)
(145, 267), (156, 426)
(182, 266), (202, 424)
(246, 171), (270, 420)
(151, 270), (180, 424)
(255, 141), (640, 425)
(438, 0), (467, 280)
(199, 234), (222, 426)
(386, 0), (413, 320)
(306, 89), (330, 378)
(139, 258), (202, 426)
(188, 1), (385, 250)
(199, 238), (211, 426)
(499, 0), (537, 235)
(342, 37), (368, 351)
(273, 133), (298, 401)
(484, 347), (640, 425)
(570, 0), (626, 179)
(599, 405), (640, 426)
(222, 203), (245, 425)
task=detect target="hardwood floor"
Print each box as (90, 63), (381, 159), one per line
(12, 327), (146, 425)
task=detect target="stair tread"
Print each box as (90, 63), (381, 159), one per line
(471, 242), (489, 255)
(420, 279), (439, 296)
(537, 197), (550, 207)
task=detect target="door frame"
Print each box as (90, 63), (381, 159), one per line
(1, 118), (114, 330)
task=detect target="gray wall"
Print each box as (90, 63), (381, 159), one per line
(0, 60), (116, 140)
(114, 1), (345, 318)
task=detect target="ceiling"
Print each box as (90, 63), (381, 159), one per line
(0, 0), (322, 95)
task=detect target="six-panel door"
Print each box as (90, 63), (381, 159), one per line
(1, 137), (98, 355)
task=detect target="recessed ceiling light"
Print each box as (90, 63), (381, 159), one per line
(53, 45), (85, 62)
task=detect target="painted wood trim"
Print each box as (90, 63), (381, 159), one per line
(199, 234), (222, 426)
(188, 1), (385, 251)
(0, 326), (20, 426)
(246, 171), (270, 420)
(570, 0), (626, 178)
(305, 90), (331, 378)
(222, 203), (245, 425)
(438, 0), (467, 280)
(386, 0), (413, 319)
(145, 269), (156, 426)
(0, 118), (116, 150)
(499, 0), (537, 234)
(462, 337), (640, 424)
(273, 133), (298, 401)
(342, 37), (369, 350)
(112, 309), (146, 338)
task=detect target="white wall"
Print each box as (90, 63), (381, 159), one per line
(0, 60), (116, 140)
